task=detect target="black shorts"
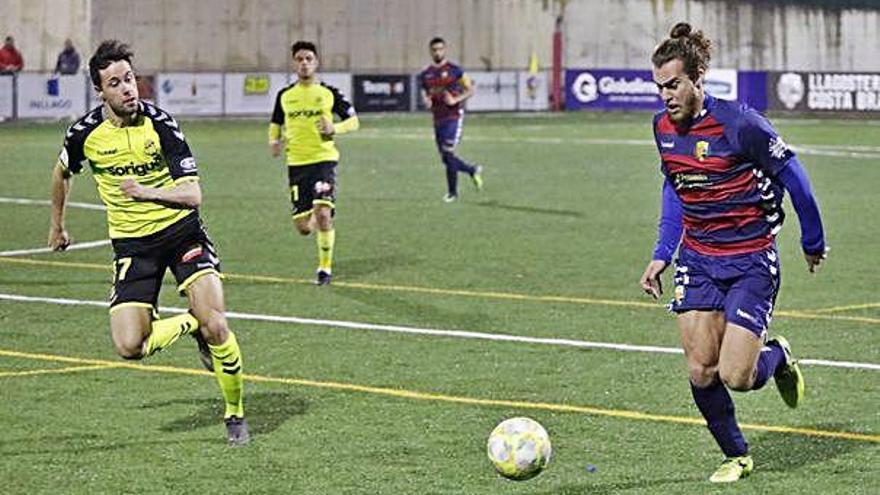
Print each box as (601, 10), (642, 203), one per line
(109, 212), (221, 311)
(287, 161), (337, 220)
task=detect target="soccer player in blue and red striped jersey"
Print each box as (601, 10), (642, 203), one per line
(418, 37), (483, 202)
(638, 23), (827, 483)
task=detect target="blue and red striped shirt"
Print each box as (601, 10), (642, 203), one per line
(653, 94), (795, 256)
(418, 61), (467, 123)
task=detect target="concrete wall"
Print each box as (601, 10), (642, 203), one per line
(2, 0), (879, 73)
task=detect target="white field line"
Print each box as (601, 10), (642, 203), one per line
(0, 292), (877, 372)
(0, 197), (109, 257)
(0, 239), (111, 257)
(0, 197), (106, 211)
(349, 131), (880, 159)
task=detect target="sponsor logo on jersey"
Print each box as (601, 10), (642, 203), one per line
(287, 109), (323, 118)
(104, 160), (165, 177)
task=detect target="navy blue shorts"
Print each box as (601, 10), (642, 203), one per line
(670, 246), (781, 337)
(434, 118), (463, 151)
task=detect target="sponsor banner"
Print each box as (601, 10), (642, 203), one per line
(566, 68), (741, 111)
(318, 73), (353, 105)
(769, 71), (880, 112)
(0, 75), (12, 118)
(156, 73), (224, 115)
(467, 71), (518, 111)
(224, 73), (289, 115)
(517, 70), (549, 111)
(16, 73), (87, 119)
(737, 71), (767, 112)
(353, 74), (411, 112)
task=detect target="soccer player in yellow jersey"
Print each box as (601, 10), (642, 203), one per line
(47, 40), (249, 446)
(269, 40), (360, 285)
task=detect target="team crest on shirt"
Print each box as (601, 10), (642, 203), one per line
(695, 140), (710, 161)
(144, 139), (158, 156)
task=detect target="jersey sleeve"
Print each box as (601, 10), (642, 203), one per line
(58, 124), (87, 174)
(270, 88), (285, 125)
(737, 109), (796, 177)
(329, 85), (356, 121)
(147, 105), (198, 181)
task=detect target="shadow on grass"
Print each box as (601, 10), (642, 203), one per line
(536, 475), (703, 495)
(142, 390), (308, 437)
(473, 199), (585, 218)
(751, 423), (867, 473)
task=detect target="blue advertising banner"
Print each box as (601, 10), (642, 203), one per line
(565, 68), (767, 112)
(566, 69), (660, 110)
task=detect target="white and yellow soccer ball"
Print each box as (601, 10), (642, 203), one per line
(486, 417), (552, 480)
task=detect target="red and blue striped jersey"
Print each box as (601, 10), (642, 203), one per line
(418, 61), (467, 122)
(653, 94), (796, 256)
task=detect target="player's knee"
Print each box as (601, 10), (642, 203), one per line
(198, 310), (229, 345)
(687, 362), (718, 388)
(718, 365), (752, 391)
(113, 340), (144, 360)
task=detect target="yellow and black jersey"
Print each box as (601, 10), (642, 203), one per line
(58, 101), (199, 239)
(270, 81), (356, 166)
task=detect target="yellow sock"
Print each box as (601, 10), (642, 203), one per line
(208, 331), (244, 418)
(317, 228), (335, 271)
(143, 312), (199, 357)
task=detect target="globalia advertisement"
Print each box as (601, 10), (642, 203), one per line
(564, 69), (762, 111)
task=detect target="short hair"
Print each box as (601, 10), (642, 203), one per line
(429, 37), (445, 47)
(291, 41), (318, 57)
(89, 40), (134, 88)
(651, 22), (712, 82)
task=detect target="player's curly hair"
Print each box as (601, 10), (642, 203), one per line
(291, 40), (318, 57)
(651, 22), (712, 82)
(89, 40), (134, 88)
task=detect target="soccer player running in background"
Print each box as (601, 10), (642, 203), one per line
(269, 41), (359, 285)
(418, 37), (483, 203)
(638, 23), (827, 482)
(48, 40), (249, 446)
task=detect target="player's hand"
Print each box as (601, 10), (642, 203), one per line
(423, 96), (433, 110)
(317, 116), (335, 137)
(805, 246), (829, 273)
(270, 140), (282, 158)
(120, 179), (150, 200)
(48, 226), (71, 251)
(443, 92), (458, 106)
(639, 260), (668, 299)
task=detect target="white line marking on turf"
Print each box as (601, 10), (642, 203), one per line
(0, 239), (111, 257)
(0, 197), (106, 211)
(1, 292), (877, 372)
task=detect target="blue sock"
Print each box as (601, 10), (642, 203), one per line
(442, 153), (458, 195)
(690, 380), (748, 457)
(752, 340), (785, 390)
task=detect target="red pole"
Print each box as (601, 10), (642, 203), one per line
(551, 15), (563, 111)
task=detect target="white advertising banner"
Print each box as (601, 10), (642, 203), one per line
(467, 71), (518, 111)
(317, 73), (353, 104)
(16, 74), (87, 119)
(156, 73), (224, 115)
(705, 68), (738, 101)
(0, 75), (12, 119)
(224, 73), (289, 115)
(517, 71), (549, 111)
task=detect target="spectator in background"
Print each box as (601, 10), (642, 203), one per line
(0, 36), (24, 73)
(55, 39), (80, 74)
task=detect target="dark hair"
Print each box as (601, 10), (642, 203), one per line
(651, 22), (712, 82)
(429, 37), (445, 47)
(291, 40), (318, 57)
(89, 40), (134, 88)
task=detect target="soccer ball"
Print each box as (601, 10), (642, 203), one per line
(486, 417), (552, 480)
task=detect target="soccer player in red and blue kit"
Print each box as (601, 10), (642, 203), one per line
(638, 23), (828, 483)
(418, 37), (483, 202)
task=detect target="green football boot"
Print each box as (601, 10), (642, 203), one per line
(709, 455), (753, 483)
(770, 335), (804, 408)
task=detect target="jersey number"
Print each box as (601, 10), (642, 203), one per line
(115, 257), (132, 281)
(290, 185), (299, 203)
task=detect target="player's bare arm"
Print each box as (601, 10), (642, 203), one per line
(48, 162), (72, 250)
(120, 178), (201, 208)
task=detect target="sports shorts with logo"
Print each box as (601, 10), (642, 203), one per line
(287, 161), (337, 219)
(670, 245), (781, 337)
(433, 118), (463, 151)
(109, 212), (221, 309)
